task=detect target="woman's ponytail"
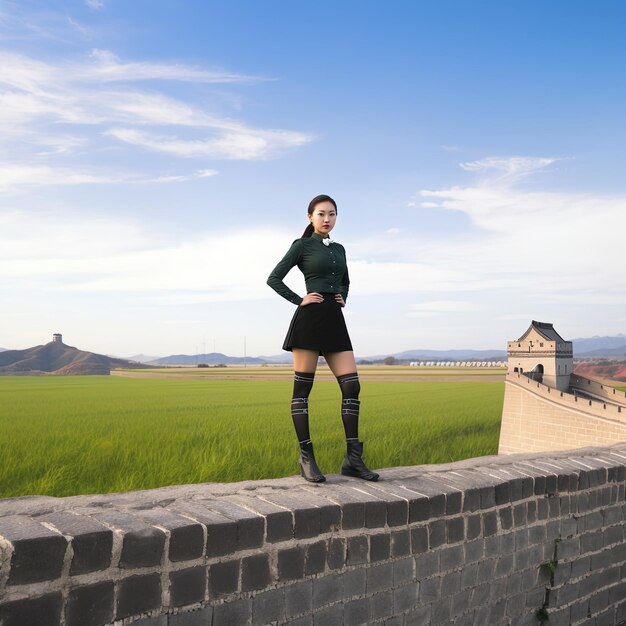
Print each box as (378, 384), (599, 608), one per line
(301, 223), (314, 238)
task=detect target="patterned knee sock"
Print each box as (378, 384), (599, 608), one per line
(292, 371), (315, 443)
(337, 372), (360, 441)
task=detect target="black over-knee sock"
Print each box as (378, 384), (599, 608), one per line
(292, 371), (315, 443)
(337, 372), (360, 441)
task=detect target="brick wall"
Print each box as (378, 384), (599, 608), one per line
(499, 374), (626, 455)
(1, 444), (626, 626)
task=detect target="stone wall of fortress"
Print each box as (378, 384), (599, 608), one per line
(2, 444), (626, 626)
(499, 372), (626, 456)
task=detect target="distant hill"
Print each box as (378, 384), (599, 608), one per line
(574, 360), (626, 382)
(149, 352), (266, 366)
(124, 354), (163, 364)
(0, 339), (145, 375)
(0, 347), (6, 352)
(572, 334), (626, 354)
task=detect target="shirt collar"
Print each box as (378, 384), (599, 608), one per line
(311, 232), (330, 242)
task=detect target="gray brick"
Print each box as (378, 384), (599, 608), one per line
(169, 566), (206, 607)
(476, 558), (495, 583)
(65, 582), (114, 626)
(505, 571), (522, 595)
(304, 540), (326, 576)
(170, 503), (236, 558)
(405, 604), (431, 625)
(327, 537), (345, 570)
(441, 570), (461, 595)
(0, 516), (68, 585)
(208, 559), (239, 598)
(124, 618), (166, 626)
(604, 523), (623, 546)
(41, 511), (113, 575)
(410, 525), (428, 554)
(369, 590), (393, 620)
(431, 597), (451, 624)
(466, 514), (481, 540)
(285, 580), (312, 617)
(603, 504), (623, 525)
(527, 500), (537, 523)
(482, 510), (498, 537)
(133, 509), (204, 562)
(429, 519), (446, 548)
(581, 530), (603, 553)
(212, 598), (251, 626)
(278, 546), (305, 581)
(370, 533), (390, 562)
(500, 531), (515, 554)
(367, 562), (394, 593)
(390, 529), (410, 557)
(499, 507), (513, 530)
(168, 608), (213, 626)
(344, 597), (370, 625)
(446, 517), (464, 543)
(528, 523), (547, 546)
(393, 582), (418, 613)
(116, 573), (161, 620)
(419, 576), (440, 601)
(589, 588), (610, 614)
(464, 538), (483, 563)
(440, 544), (463, 571)
(94, 510), (165, 568)
(313, 573), (342, 608)
(460, 562), (479, 589)
(415, 550), (439, 579)
(241, 553), (270, 591)
(513, 548), (529, 571)
(343, 567), (366, 597)
(313, 603), (343, 626)
(347, 535), (368, 565)
(252, 588), (285, 625)
(202, 499), (263, 550)
(224, 494), (293, 543)
(0, 592), (62, 626)
(470, 582), (490, 607)
(484, 535), (499, 557)
(451, 589), (472, 617)
(393, 557), (414, 585)
(514, 528), (529, 551)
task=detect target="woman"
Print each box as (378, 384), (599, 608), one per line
(267, 194), (379, 483)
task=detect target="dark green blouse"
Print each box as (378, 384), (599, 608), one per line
(267, 232), (350, 305)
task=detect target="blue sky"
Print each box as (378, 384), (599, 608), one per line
(1, 0), (625, 358)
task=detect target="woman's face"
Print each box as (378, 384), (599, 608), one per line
(309, 201), (337, 237)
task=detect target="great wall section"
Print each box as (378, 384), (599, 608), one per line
(2, 320), (626, 625)
(1, 444), (626, 626)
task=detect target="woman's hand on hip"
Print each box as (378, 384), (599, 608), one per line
(334, 294), (345, 307)
(300, 292), (324, 306)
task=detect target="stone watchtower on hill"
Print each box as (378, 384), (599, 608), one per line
(52, 333), (63, 344)
(507, 320), (573, 391)
(499, 320), (626, 454)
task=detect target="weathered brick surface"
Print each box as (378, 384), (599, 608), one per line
(1, 443), (626, 625)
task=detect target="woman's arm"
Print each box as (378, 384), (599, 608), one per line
(267, 239), (304, 305)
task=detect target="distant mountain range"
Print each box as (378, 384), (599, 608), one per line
(0, 340), (145, 375)
(149, 352), (266, 366)
(2, 332), (625, 371)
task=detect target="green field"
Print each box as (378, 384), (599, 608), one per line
(0, 375), (504, 498)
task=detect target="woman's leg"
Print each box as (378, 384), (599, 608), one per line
(291, 349), (319, 442)
(324, 351), (379, 481)
(292, 349), (325, 482)
(324, 351), (360, 440)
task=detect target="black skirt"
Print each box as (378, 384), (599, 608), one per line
(283, 292), (353, 355)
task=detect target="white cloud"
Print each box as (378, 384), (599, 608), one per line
(85, 0), (105, 10)
(0, 49), (312, 189)
(106, 126), (311, 160)
(459, 155), (563, 185)
(0, 164), (218, 192)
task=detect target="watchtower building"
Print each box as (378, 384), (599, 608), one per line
(52, 333), (63, 344)
(507, 320), (573, 391)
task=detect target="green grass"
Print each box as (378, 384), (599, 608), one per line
(0, 376), (504, 498)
